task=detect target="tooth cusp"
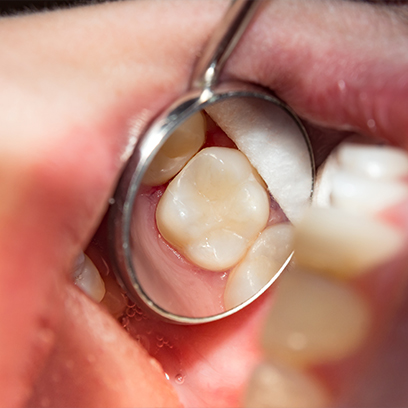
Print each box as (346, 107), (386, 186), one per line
(156, 146), (269, 271)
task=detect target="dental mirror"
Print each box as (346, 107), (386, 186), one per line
(109, 0), (315, 324)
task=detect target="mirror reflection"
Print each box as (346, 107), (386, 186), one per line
(130, 96), (313, 318)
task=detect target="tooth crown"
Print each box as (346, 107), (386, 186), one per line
(156, 147), (270, 271)
(143, 112), (206, 186)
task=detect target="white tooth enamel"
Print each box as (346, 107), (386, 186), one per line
(73, 253), (106, 302)
(156, 146), (269, 271)
(331, 171), (408, 214)
(314, 142), (408, 213)
(244, 361), (330, 408)
(337, 144), (408, 179)
(224, 223), (293, 309)
(262, 267), (371, 366)
(143, 112), (206, 186)
(294, 207), (404, 278)
(206, 99), (313, 224)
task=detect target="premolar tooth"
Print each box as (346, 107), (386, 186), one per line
(294, 207), (404, 278)
(224, 223), (293, 309)
(337, 144), (408, 179)
(156, 147), (269, 271)
(331, 171), (408, 215)
(143, 112), (206, 186)
(206, 99), (313, 224)
(73, 253), (106, 302)
(244, 361), (330, 408)
(261, 267), (371, 366)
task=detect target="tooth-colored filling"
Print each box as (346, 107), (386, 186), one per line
(244, 361), (330, 408)
(156, 146), (270, 271)
(224, 223), (294, 309)
(143, 112), (206, 186)
(294, 207), (403, 278)
(261, 267), (371, 366)
(73, 253), (106, 302)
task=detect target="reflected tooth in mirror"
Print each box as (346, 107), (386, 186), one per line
(143, 112), (206, 186)
(206, 99), (313, 224)
(294, 207), (404, 278)
(73, 253), (106, 302)
(224, 223), (294, 309)
(331, 171), (408, 215)
(262, 267), (371, 366)
(156, 147), (269, 271)
(337, 144), (408, 179)
(244, 361), (330, 408)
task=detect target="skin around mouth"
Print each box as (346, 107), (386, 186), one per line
(1, 1), (408, 407)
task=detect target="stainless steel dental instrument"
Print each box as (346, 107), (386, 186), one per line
(109, 0), (315, 324)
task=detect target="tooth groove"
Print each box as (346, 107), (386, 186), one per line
(156, 147), (269, 271)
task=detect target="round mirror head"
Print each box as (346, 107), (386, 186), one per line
(110, 84), (314, 324)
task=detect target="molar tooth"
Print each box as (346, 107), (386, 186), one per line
(156, 147), (269, 271)
(331, 171), (408, 215)
(294, 207), (404, 278)
(143, 112), (206, 186)
(73, 253), (106, 302)
(206, 99), (313, 224)
(337, 144), (408, 179)
(261, 267), (371, 366)
(224, 223), (293, 309)
(244, 361), (330, 408)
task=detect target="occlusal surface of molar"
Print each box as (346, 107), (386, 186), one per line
(156, 146), (270, 271)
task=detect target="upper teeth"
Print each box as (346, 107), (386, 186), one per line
(297, 142), (407, 278)
(314, 143), (408, 214)
(156, 146), (270, 271)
